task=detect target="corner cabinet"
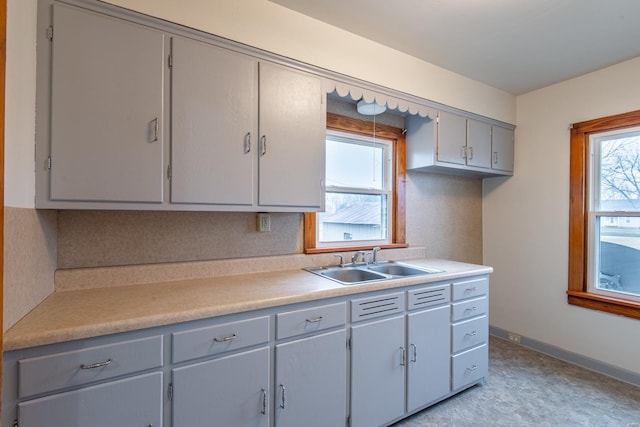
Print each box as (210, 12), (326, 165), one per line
(406, 111), (515, 177)
(44, 4), (167, 204)
(36, 3), (325, 212)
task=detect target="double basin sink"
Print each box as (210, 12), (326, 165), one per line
(304, 261), (442, 285)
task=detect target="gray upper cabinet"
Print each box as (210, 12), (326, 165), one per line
(48, 4), (166, 203)
(258, 62), (326, 209)
(406, 111), (514, 177)
(171, 37), (257, 206)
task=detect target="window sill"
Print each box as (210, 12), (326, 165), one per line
(567, 290), (640, 320)
(304, 243), (409, 255)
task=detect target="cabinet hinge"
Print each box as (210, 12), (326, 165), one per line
(168, 54), (172, 68)
(46, 26), (53, 41)
(47, 156), (52, 170)
(168, 383), (174, 400)
(167, 164), (172, 180)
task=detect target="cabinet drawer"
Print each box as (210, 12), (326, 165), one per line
(407, 284), (450, 310)
(351, 292), (405, 322)
(451, 315), (488, 353)
(172, 316), (269, 364)
(18, 371), (163, 427)
(452, 277), (488, 301)
(451, 296), (487, 322)
(277, 302), (346, 340)
(18, 335), (163, 399)
(452, 344), (488, 391)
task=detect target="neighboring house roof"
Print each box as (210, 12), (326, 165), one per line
(321, 202), (381, 226)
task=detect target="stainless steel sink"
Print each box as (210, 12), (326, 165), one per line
(367, 261), (442, 277)
(304, 261), (442, 285)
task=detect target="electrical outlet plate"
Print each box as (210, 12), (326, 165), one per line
(507, 332), (521, 344)
(257, 213), (271, 232)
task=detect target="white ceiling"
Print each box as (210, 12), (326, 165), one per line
(269, 0), (640, 95)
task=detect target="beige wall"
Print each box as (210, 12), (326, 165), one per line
(484, 56), (640, 375)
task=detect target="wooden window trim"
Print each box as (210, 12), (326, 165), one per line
(304, 113), (408, 254)
(568, 109), (640, 320)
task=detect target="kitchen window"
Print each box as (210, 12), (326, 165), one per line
(568, 109), (640, 319)
(304, 113), (407, 253)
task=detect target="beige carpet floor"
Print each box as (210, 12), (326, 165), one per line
(394, 336), (640, 427)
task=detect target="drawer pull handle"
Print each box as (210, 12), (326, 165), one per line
(80, 358), (112, 370)
(279, 384), (286, 409)
(261, 388), (267, 415)
(465, 287), (477, 293)
(464, 307), (478, 313)
(465, 364), (478, 373)
(213, 334), (237, 343)
(306, 316), (323, 323)
(410, 343), (417, 363)
(400, 347), (406, 366)
(465, 331), (478, 337)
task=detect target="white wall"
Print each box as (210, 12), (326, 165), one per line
(484, 56), (640, 375)
(4, 0), (37, 208)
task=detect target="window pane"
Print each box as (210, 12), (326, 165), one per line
(318, 192), (387, 243)
(598, 216), (640, 298)
(326, 139), (384, 190)
(598, 133), (640, 211)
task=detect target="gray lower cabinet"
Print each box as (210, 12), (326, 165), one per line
(172, 347), (270, 427)
(406, 305), (451, 412)
(45, 3), (166, 204)
(275, 330), (347, 427)
(18, 372), (163, 427)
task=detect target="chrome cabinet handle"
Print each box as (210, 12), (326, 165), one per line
(460, 146), (466, 159)
(80, 358), (112, 369)
(400, 347), (406, 366)
(465, 287), (477, 294)
(465, 330), (478, 337)
(213, 333), (236, 343)
(244, 132), (251, 154)
(493, 152), (499, 164)
(306, 316), (323, 323)
(261, 388), (267, 415)
(464, 307), (478, 313)
(410, 344), (417, 363)
(279, 384), (286, 409)
(465, 364), (478, 373)
(150, 117), (159, 142)
(260, 135), (267, 156)
(467, 146), (474, 160)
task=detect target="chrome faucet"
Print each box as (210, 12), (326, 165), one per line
(351, 251), (366, 265)
(372, 247), (381, 264)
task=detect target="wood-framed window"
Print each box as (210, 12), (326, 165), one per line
(304, 113), (408, 253)
(568, 109), (640, 320)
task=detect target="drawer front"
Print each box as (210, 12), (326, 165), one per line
(351, 291), (405, 322)
(452, 277), (488, 301)
(407, 284), (450, 310)
(451, 296), (487, 322)
(451, 344), (488, 391)
(277, 302), (346, 340)
(18, 371), (163, 427)
(172, 316), (269, 364)
(18, 335), (163, 399)
(451, 315), (488, 353)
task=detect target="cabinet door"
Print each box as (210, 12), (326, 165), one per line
(436, 111), (467, 165)
(407, 305), (451, 412)
(50, 5), (165, 203)
(258, 62), (325, 209)
(172, 347), (270, 427)
(18, 372), (162, 427)
(171, 37), (258, 205)
(351, 316), (405, 427)
(466, 119), (492, 168)
(275, 330), (347, 427)
(492, 126), (515, 172)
